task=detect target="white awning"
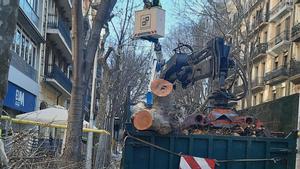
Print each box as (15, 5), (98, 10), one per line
(16, 106), (90, 128)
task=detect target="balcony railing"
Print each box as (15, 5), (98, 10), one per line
(264, 65), (289, 82)
(268, 30), (290, 49)
(291, 23), (300, 42)
(251, 13), (269, 30)
(289, 59), (300, 84)
(243, 0), (261, 14)
(251, 77), (264, 88)
(289, 60), (300, 77)
(19, 0), (39, 27)
(270, 0), (292, 20)
(233, 85), (244, 95)
(252, 43), (268, 58)
(46, 64), (72, 93)
(47, 14), (71, 49)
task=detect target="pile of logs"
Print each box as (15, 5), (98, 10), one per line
(131, 79), (176, 135)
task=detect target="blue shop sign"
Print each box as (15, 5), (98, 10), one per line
(3, 82), (36, 112)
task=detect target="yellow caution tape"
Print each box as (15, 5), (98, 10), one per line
(0, 115), (110, 135)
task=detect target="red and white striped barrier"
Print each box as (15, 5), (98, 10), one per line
(179, 155), (215, 169)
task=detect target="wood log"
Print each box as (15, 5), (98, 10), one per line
(131, 79), (180, 135)
(131, 103), (172, 135)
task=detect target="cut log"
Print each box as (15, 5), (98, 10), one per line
(130, 79), (177, 135)
(131, 103), (172, 135)
(150, 79), (173, 97)
(132, 110), (153, 130)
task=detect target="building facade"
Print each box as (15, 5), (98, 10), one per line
(3, 0), (46, 115)
(39, 0), (73, 109)
(231, 0), (300, 109)
(3, 0), (97, 117)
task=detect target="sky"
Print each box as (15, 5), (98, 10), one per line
(161, 1), (177, 34)
(160, 0), (184, 34)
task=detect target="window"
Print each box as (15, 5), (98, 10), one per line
(15, 30), (21, 55)
(25, 39), (29, 62)
(272, 90), (276, 100)
(27, 0), (38, 13)
(262, 62), (265, 76)
(274, 57), (279, 70)
(263, 31), (268, 43)
(21, 35), (25, 58)
(255, 66), (259, 78)
(285, 17), (290, 31)
(28, 43), (32, 65)
(259, 93), (263, 103)
(32, 46), (36, 68)
(266, 1), (270, 14)
(276, 24), (281, 36)
(253, 95), (257, 106)
(12, 26), (37, 69)
(283, 55), (288, 66)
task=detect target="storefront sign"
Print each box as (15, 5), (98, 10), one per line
(3, 82), (36, 112)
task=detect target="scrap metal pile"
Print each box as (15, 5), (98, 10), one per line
(182, 109), (269, 137)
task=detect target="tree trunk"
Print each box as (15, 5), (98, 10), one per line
(94, 67), (111, 168)
(82, 0), (117, 90)
(0, 0), (19, 115)
(245, 44), (252, 108)
(62, 0), (84, 163)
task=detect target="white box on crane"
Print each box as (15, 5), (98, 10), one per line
(134, 7), (165, 39)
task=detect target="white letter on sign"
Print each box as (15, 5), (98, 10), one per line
(15, 89), (25, 107)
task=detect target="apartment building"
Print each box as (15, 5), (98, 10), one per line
(290, 0), (300, 95)
(39, 0), (73, 108)
(3, 0), (95, 117)
(231, 0), (300, 109)
(40, 0), (93, 115)
(3, 0), (46, 115)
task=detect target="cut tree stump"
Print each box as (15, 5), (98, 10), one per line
(131, 79), (179, 135)
(131, 103), (172, 135)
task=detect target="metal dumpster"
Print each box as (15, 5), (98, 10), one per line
(122, 124), (297, 169)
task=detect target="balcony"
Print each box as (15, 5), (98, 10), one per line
(45, 65), (72, 95)
(264, 65), (289, 85)
(47, 14), (72, 62)
(289, 59), (300, 84)
(291, 23), (300, 42)
(233, 85), (244, 95)
(243, 0), (263, 14)
(56, 0), (72, 22)
(10, 50), (38, 82)
(250, 13), (269, 34)
(251, 77), (264, 92)
(268, 31), (291, 55)
(252, 43), (268, 61)
(269, 0), (292, 22)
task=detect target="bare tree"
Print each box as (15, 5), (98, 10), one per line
(93, 1), (153, 167)
(176, 0), (268, 108)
